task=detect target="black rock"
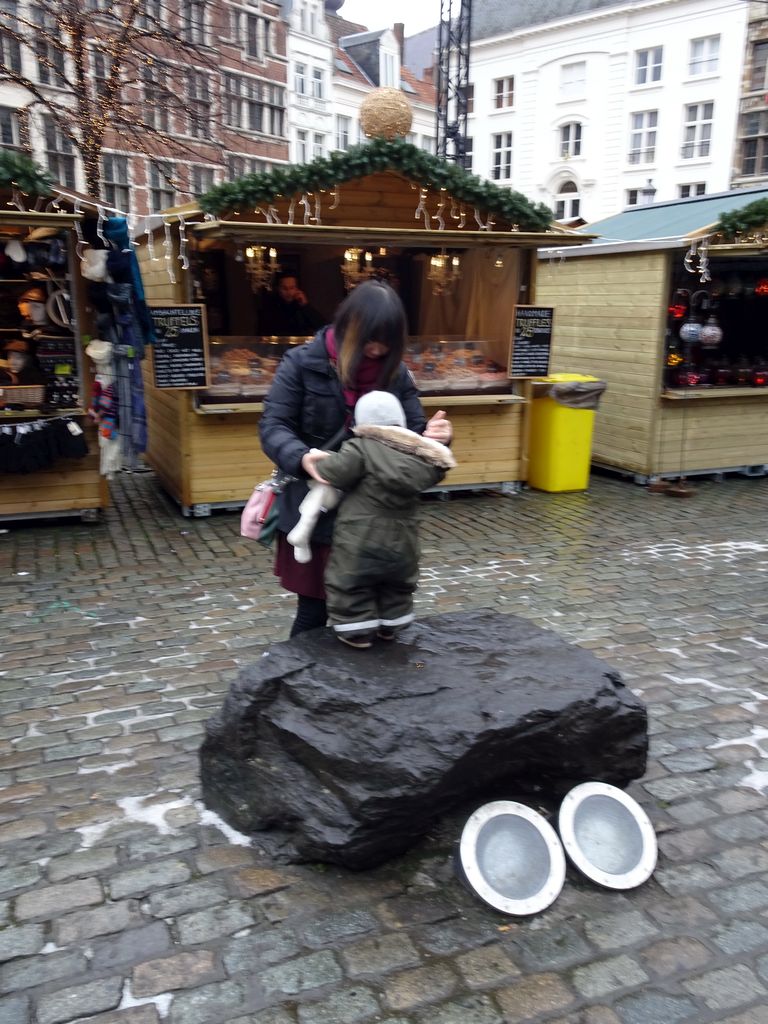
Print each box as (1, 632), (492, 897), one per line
(199, 610), (648, 869)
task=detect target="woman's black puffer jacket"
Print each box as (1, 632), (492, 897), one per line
(259, 327), (427, 544)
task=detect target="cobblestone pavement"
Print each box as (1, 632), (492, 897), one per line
(1, 471), (768, 1024)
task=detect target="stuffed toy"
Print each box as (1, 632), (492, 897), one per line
(286, 455), (343, 563)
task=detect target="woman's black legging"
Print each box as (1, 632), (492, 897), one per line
(290, 595), (328, 637)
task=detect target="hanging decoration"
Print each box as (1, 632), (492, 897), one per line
(177, 215), (189, 271)
(699, 313), (723, 349)
(245, 245), (280, 292)
(414, 187), (430, 229)
(163, 220), (176, 285)
(428, 250), (461, 296)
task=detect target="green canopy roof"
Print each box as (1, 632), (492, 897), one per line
(582, 186), (768, 243)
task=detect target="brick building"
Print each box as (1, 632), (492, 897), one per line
(0, 0), (290, 216)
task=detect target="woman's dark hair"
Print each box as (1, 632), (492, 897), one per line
(333, 280), (407, 387)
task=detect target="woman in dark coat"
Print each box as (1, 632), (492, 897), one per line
(259, 280), (452, 638)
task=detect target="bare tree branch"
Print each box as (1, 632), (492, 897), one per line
(0, 0), (228, 197)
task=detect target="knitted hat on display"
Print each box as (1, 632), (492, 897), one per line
(3, 338), (29, 354)
(19, 286), (46, 303)
(86, 339), (112, 363)
(354, 390), (406, 428)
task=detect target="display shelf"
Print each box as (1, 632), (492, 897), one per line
(662, 388), (768, 400)
(0, 407), (87, 419)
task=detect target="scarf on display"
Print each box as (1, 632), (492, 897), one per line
(324, 328), (385, 413)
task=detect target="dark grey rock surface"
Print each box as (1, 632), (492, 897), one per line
(199, 609), (647, 868)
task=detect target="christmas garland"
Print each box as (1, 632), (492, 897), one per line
(200, 137), (553, 231)
(715, 198), (768, 240)
(0, 150), (53, 196)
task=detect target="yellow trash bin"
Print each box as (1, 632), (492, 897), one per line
(527, 374), (607, 492)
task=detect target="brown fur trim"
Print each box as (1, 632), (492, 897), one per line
(353, 424), (457, 469)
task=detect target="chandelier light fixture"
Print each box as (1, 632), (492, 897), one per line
(245, 245), (280, 292)
(428, 249), (461, 296)
(341, 247), (375, 290)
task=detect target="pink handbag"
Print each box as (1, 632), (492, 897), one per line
(240, 478), (279, 540)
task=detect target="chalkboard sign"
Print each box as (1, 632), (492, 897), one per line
(509, 305), (554, 378)
(149, 303), (209, 389)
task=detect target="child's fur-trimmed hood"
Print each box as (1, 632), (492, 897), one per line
(353, 424), (457, 470)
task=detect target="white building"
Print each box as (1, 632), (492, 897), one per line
(407, 0), (750, 224)
(283, 0), (437, 163)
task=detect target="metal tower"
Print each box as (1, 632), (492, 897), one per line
(435, 0), (473, 163)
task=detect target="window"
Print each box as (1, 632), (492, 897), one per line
(626, 188), (640, 206)
(230, 9), (270, 57)
(681, 101), (713, 159)
(492, 131), (512, 180)
(0, 1), (21, 75)
(679, 182), (706, 198)
(224, 75), (285, 136)
(296, 129), (308, 162)
(92, 50), (112, 99)
(183, 1), (206, 45)
(463, 136), (473, 172)
(138, 0), (162, 29)
(295, 63), (307, 95)
(553, 180), (580, 221)
(689, 36), (719, 76)
(494, 76), (514, 109)
(149, 161), (175, 214)
(635, 46), (662, 85)
(459, 83), (474, 115)
(311, 67), (324, 99)
(335, 115), (351, 151)
(42, 116), (76, 188)
(741, 111), (768, 176)
(560, 61), (586, 99)
(227, 154), (271, 178)
(421, 135), (435, 154)
(187, 71), (211, 138)
(192, 166), (215, 194)
(0, 106), (21, 151)
(312, 132), (324, 158)
(750, 41), (768, 92)
(382, 52), (396, 87)
(142, 62), (170, 132)
(102, 154), (130, 212)
(560, 122), (582, 158)
(33, 5), (66, 87)
(628, 110), (657, 164)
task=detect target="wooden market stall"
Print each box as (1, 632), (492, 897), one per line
(138, 138), (586, 515)
(0, 195), (107, 522)
(535, 186), (768, 483)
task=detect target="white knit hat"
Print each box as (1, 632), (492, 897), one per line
(354, 390), (406, 428)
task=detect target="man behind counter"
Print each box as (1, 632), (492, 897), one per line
(259, 272), (325, 337)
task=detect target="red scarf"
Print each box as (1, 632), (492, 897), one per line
(325, 327), (385, 409)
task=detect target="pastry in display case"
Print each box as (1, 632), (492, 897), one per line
(404, 337), (510, 393)
(202, 336), (311, 401)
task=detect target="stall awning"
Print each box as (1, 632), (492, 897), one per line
(582, 185), (768, 243)
(192, 219), (591, 250)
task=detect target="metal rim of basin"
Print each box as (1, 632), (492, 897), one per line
(557, 781), (658, 890)
(458, 799), (566, 915)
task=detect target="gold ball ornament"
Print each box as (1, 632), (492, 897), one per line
(360, 88), (413, 140)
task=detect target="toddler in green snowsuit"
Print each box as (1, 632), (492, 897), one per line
(312, 391), (456, 648)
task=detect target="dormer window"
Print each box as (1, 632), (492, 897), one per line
(382, 51), (397, 87)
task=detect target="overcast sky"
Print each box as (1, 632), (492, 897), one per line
(336, 0), (440, 36)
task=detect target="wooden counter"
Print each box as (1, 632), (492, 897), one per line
(144, 373), (528, 515)
(0, 420), (108, 521)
